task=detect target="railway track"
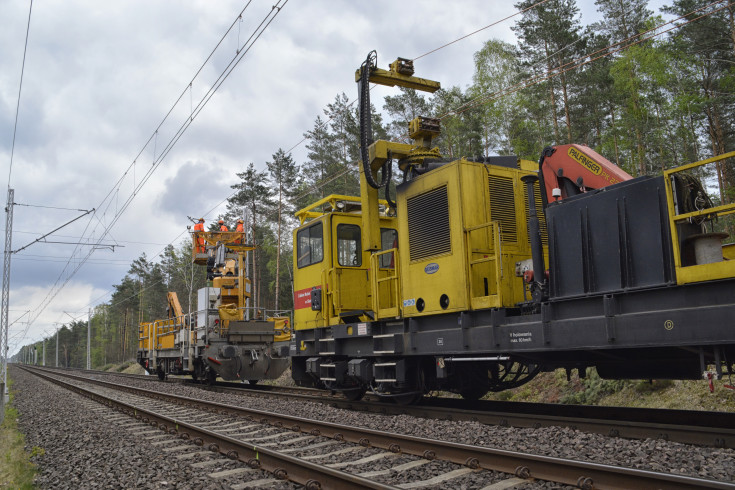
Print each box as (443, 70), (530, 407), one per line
(203, 380), (735, 449)
(55, 366), (735, 449)
(23, 366), (735, 489)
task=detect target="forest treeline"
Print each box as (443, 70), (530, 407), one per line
(16, 0), (735, 367)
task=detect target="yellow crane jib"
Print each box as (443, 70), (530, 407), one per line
(357, 52), (443, 252)
(354, 57), (441, 93)
(167, 292), (184, 320)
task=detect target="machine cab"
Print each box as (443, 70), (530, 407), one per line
(293, 195), (397, 330)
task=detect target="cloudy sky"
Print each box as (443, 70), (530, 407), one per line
(1, 0), (668, 353)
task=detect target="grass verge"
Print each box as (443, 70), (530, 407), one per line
(484, 367), (735, 411)
(0, 377), (38, 489)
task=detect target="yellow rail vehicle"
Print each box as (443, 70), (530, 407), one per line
(138, 231), (291, 383)
(290, 53), (735, 403)
(293, 194), (399, 329)
(292, 159), (547, 401)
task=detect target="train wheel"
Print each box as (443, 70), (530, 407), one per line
(392, 392), (423, 405)
(247, 380), (258, 386)
(459, 387), (488, 401)
(156, 367), (166, 381)
(342, 387), (366, 401)
(205, 369), (217, 385)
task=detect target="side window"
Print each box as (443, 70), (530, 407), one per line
(380, 228), (398, 268)
(297, 222), (323, 268)
(337, 224), (361, 267)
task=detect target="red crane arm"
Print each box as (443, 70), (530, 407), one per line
(539, 144), (633, 204)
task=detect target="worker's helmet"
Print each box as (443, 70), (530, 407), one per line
(199, 218), (204, 222)
(218, 219), (224, 224)
(237, 219), (243, 223)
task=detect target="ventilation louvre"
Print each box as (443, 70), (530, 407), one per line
(407, 186), (451, 261)
(488, 176), (518, 242)
(522, 180), (548, 246)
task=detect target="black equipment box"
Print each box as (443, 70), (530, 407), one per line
(545, 176), (689, 299)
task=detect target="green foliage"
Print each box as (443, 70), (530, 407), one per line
(634, 379), (675, 393)
(560, 370), (629, 405)
(383, 88), (432, 143)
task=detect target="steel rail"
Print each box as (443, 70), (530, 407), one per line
(194, 379), (735, 449)
(40, 366), (735, 448)
(27, 366), (735, 490)
(24, 367), (395, 490)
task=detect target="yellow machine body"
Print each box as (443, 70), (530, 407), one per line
(138, 292), (194, 352)
(293, 195), (397, 331)
(292, 158), (547, 331)
(396, 158), (546, 317)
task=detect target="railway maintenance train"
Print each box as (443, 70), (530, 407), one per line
(137, 229), (291, 383)
(288, 52), (735, 403)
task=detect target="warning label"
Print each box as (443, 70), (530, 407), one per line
(294, 286), (320, 310)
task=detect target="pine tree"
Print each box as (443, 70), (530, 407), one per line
(471, 39), (524, 156)
(429, 86), (483, 159)
(513, 0), (585, 145)
(300, 115), (341, 204)
(595, 0), (651, 45)
(663, 0), (735, 201)
(228, 163), (274, 311)
(383, 88), (432, 143)
(266, 149), (298, 311)
(594, 0), (654, 175)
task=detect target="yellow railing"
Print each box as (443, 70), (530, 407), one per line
(664, 150), (735, 285)
(464, 221), (502, 309)
(154, 316), (186, 350)
(370, 248), (401, 319)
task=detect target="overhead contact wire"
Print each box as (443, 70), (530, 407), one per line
(443, 0), (730, 120)
(23, 1), (288, 332)
(412, 0), (552, 62)
(7, 0), (34, 188)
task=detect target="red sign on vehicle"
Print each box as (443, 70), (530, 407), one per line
(294, 286), (320, 310)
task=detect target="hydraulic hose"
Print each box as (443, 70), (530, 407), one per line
(358, 50), (390, 189)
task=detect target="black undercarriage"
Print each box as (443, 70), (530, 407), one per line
(292, 277), (735, 402)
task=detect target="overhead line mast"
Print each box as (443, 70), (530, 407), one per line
(1, 189), (15, 399)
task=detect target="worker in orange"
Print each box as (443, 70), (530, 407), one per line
(218, 219), (229, 232)
(194, 218), (205, 254)
(234, 218), (244, 244)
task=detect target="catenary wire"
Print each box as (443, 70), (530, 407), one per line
(444, 0), (732, 120)
(7, 0), (34, 189)
(412, 0), (552, 61)
(19, 1), (288, 339)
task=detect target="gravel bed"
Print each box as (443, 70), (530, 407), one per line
(8, 367), (296, 489)
(96, 372), (735, 483)
(13, 367), (735, 488)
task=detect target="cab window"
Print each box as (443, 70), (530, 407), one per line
(297, 222), (323, 268)
(337, 224), (361, 267)
(380, 228), (398, 268)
